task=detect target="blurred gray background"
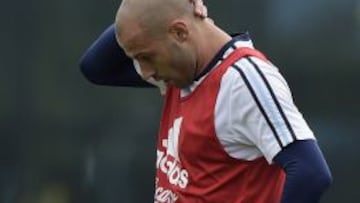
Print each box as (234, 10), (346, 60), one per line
(0, 0), (359, 202)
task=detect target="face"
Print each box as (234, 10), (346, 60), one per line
(117, 23), (197, 88)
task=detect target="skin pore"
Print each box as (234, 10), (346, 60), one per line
(115, 0), (232, 88)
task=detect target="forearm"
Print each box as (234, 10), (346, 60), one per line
(274, 140), (332, 203)
(79, 24), (151, 87)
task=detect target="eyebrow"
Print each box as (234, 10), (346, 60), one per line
(120, 33), (144, 58)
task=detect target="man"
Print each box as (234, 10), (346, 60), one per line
(80, 0), (332, 202)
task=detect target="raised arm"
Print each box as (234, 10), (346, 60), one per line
(79, 24), (151, 87)
(79, 0), (208, 87)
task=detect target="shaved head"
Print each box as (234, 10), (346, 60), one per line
(114, 0), (232, 88)
(115, 0), (194, 41)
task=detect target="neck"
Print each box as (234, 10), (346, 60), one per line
(194, 19), (232, 78)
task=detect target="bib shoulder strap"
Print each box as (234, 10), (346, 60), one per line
(219, 47), (268, 69)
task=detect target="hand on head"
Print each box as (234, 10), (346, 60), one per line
(192, 0), (208, 18)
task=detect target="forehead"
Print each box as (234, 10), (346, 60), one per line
(118, 23), (151, 56)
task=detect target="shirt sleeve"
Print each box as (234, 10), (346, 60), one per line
(274, 140), (332, 203)
(79, 24), (153, 87)
(215, 56), (315, 163)
(79, 23), (167, 94)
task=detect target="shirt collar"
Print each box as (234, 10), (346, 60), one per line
(180, 32), (254, 97)
(193, 32), (253, 81)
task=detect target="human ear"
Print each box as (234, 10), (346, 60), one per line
(168, 21), (189, 43)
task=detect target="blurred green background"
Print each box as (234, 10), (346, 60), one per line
(0, 0), (359, 202)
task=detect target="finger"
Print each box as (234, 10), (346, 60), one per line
(201, 5), (208, 18)
(192, 0), (207, 18)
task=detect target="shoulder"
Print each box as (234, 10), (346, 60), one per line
(224, 56), (281, 81)
(215, 55), (315, 163)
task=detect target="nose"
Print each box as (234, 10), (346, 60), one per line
(140, 64), (156, 80)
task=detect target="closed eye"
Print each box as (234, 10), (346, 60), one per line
(135, 53), (155, 63)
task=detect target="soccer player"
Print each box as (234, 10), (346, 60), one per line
(80, 0), (332, 202)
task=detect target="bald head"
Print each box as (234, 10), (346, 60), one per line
(114, 0), (232, 87)
(115, 0), (194, 40)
